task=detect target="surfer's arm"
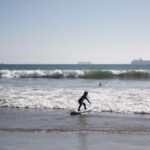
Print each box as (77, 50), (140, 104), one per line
(86, 97), (91, 104)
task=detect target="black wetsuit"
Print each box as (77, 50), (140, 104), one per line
(78, 95), (90, 111)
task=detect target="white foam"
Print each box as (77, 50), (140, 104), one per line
(1, 85), (150, 114)
(0, 70), (85, 78)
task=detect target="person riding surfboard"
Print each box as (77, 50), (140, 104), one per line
(78, 91), (91, 111)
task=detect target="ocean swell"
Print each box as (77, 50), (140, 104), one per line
(0, 70), (150, 79)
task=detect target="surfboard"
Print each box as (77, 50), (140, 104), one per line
(70, 108), (92, 116)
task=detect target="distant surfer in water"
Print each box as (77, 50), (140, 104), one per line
(99, 83), (102, 87)
(78, 91), (91, 111)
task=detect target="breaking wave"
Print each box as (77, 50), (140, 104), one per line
(0, 70), (150, 79)
(1, 87), (150, 114)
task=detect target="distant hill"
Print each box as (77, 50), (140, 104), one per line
(131, 59), (150, 64)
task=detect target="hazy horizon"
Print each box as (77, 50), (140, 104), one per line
(1, 0), (150, 64)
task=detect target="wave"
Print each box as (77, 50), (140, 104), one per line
(0, 70), (84, 78)
(1, 98), (150, 115)
(1, 87), (150, 114)
(1, 69), (150, 79)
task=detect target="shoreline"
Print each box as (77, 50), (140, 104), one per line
(1, 108), (150, 150)
(1, 127), (150, 135)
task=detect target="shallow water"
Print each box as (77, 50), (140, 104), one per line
(1, 108), (150, 132)
(0, 108), (150, 150)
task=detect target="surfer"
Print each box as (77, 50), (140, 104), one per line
(99, 83), (102, 87)
(78, 91), (91, 111)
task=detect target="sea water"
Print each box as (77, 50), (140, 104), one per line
(0, 64), (150, 114)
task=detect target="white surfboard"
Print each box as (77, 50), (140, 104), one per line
(70, 108), (92, 116)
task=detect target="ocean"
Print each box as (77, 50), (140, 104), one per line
(1, 64), (150, 150)
(0, 64), (150, 114)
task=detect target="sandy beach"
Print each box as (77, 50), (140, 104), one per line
(0, 108), (150, 150)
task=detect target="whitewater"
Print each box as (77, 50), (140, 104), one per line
(0, 64), (150, 114)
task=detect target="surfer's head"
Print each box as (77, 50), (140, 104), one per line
(84, 91), (88, 96)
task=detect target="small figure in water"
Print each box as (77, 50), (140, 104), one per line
(99, 83), (102, 87)
(78, 91), (91, 111)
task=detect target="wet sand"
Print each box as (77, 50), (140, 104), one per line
(0, 108), (150, 150)
(1, 132), (150, 150)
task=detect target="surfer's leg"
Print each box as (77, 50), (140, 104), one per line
(83, 103), (87, 110)
(78, 103), (82, 111)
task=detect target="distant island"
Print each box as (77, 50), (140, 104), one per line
(131, 58), (150, 65)
(78, 61), (92, 64)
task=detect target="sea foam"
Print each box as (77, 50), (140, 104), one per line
(1, 86), (150, 114)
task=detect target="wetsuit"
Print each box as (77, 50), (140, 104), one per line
(78, 95), (90, 111)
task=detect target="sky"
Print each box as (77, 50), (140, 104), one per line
(0, 0), (150, 64)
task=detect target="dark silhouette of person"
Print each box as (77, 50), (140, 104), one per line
(78, 91), (91, 111)
(99, 83), (102, 86)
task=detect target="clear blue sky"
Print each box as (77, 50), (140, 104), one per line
(0, 0), (150, 64)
